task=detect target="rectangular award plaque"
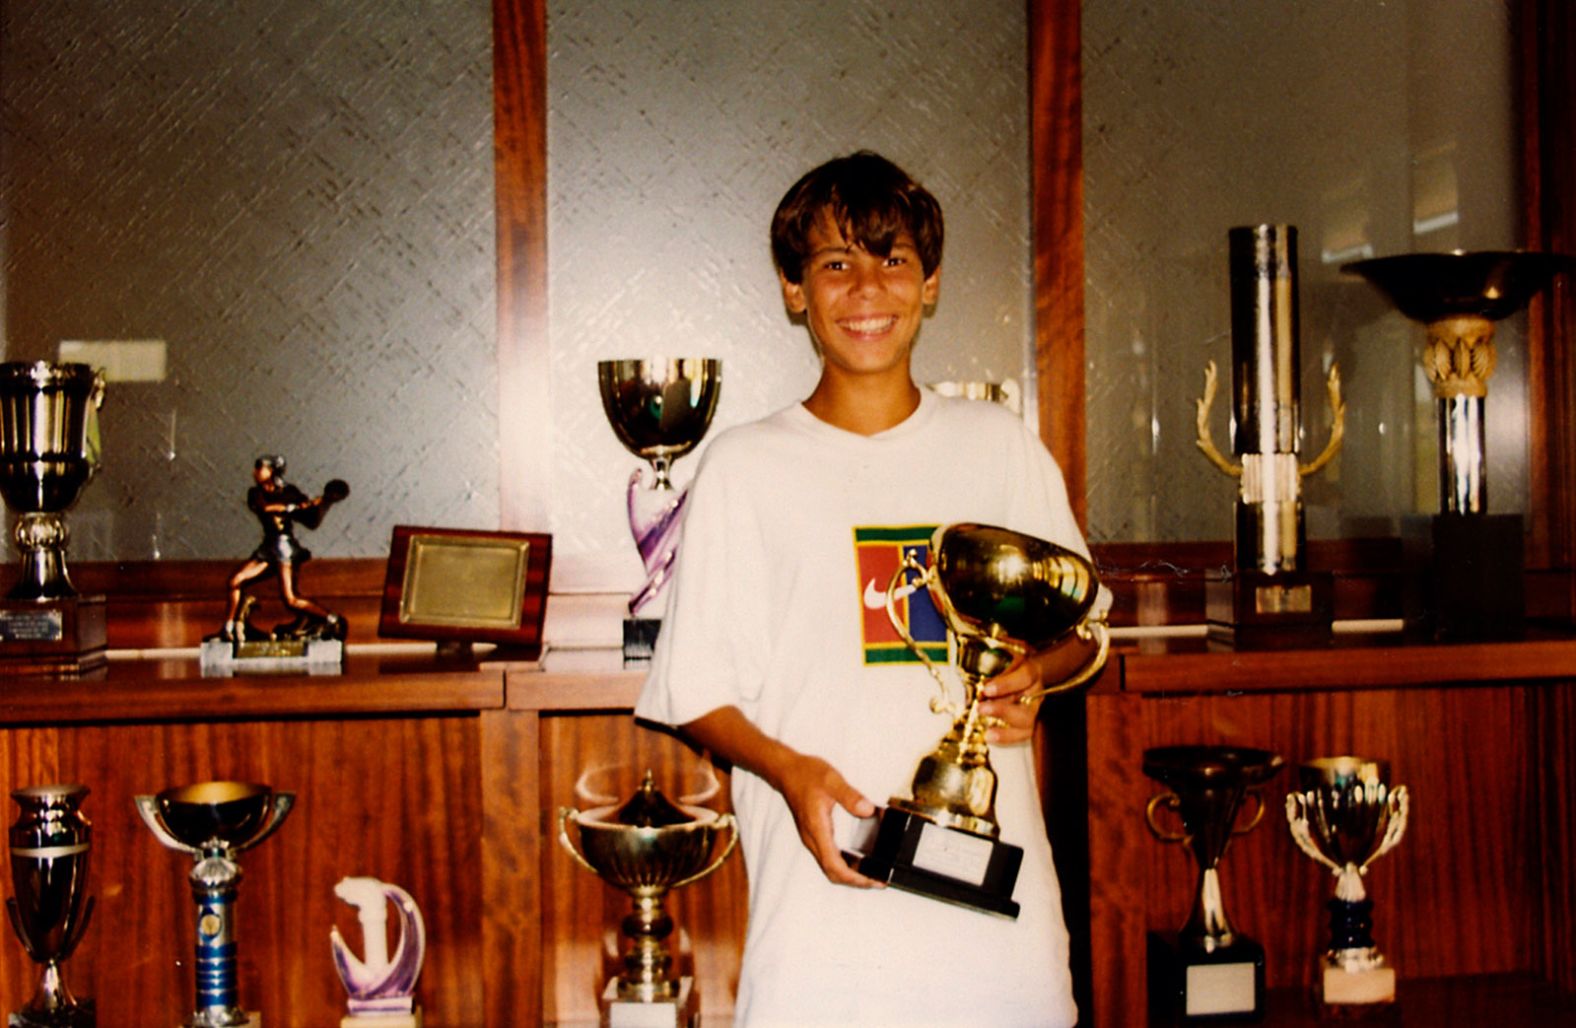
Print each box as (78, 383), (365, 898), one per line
(843, 806), (1023, 919)
(379, 526), (552, 658)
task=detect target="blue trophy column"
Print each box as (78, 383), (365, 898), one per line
(189, 854), (245, 1026)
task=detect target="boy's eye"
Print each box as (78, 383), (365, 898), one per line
(885, 255), (908, 267)
(821, 259), (847, 271)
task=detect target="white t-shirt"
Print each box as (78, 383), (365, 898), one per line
(636, 389), (1090, 1027)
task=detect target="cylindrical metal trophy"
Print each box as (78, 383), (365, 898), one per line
(596, 359), (721, 664)
(1142, 747), (1282, 1023)
(1285, 756), (1409, 1011)
(1344, 251), (1575, 639)
(0, 362), (107, 674)
(844, 523), (1108, 918)
(6, 785), (94, 1028)
(134, 782), (295, 1028)
(1197, 226), (1343, 649)
(558, 771), (737, 1027)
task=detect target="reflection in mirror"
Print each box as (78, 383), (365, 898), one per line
(1082, 0), (1522, 543)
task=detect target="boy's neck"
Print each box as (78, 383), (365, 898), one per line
(802, 372), (921, 436)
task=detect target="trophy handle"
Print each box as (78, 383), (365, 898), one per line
(1194, 361), (1243, 478)
(555, 808), (600, 876)
(1015, 614), (1111, 705)
(1233, 788), (1266, 835)
(1284, 792), (1342, 875)
(235, 792), (296, 855)
(670, 812), (739, 890)
(132, 795), (200, 856)
(884, 555), (954, 709)
(85, 369), (106, 475)
(1361, 784), (1409, 871)
(1298, 363), (1346, 478)
(1144, 792), (1188, 843)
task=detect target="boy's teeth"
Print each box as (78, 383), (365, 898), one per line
(845, 317), (894, 332)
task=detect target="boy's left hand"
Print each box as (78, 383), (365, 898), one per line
(977, 660), (1041, 746)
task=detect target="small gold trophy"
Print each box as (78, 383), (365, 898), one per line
(845, 523), (1108, 918)
(558, 771), (737, 1027)
(1285, 756), (1409, 1011)
(1143, 746), (1282, 1022)
(596, 359), (722, 664)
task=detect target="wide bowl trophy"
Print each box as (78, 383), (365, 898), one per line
(1285, 756), (1409, 1011)
(1196, 226), (1343, 649)
(134, 782), (295, 1028)
(1143, 746), (1283, 1023)
(1344, 251), (1574, 639)
(597, 359), (721, 664)
(558, 770), (737, 1027)
(0, 362), (107, 674)
(844, 522), (1108, 918)
(6, 785), (94, 1028)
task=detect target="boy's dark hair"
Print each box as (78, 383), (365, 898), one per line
(770, 151), (944, 285)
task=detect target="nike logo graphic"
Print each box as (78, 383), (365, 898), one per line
(865, 578), (919, 610)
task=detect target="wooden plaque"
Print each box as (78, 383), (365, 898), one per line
(379, 525), (551, 656)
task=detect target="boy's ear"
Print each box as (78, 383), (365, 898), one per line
(922, 266), (942, 306)
(779, 271), (808, 314)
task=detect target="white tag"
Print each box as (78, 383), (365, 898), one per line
(910, 822), (992, 885)
(1185, 962), (1257, 1016)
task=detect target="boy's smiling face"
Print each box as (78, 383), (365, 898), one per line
(780, 213), (940, 384)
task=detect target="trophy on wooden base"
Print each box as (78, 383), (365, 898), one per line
(135, 781), (295, 1028)
(597, 359), (721, 665)
(1286, 756), (1409, 1012)
(6, 785), (94, 1028)
(1197, 226), (1343, 650)
(0, 362), (107, 675)
(558, 771), (737, 1027)
(843, 523), (1108, 919)
(1143, 746), (1282, 1023)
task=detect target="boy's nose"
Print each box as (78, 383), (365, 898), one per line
(849, 261), (883, 295)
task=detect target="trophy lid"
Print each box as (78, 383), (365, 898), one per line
(609, 771), (693, 828)
(1342, 250), (1576, 323)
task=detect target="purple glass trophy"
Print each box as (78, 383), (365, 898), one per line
(330, 877), (426, 1028)
(597, 359), (721, 664)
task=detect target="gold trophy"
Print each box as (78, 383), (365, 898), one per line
(1285, 756), (1409, 1010)
(134, 782), (295, 1028)
(1143, 746), (1283, 1022)
(1344, 251), (1574, 640)
(557, 771), (737, 1027)
(845, 522), (1108, 918)
(0, 362), (107, 674)
(596, 359), (722, 664)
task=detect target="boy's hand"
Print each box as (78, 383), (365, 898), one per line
(773, 753), (883, 889)
(978, 631), (1104, 745)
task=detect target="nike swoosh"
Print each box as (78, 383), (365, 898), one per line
(865, 577), (919, 609)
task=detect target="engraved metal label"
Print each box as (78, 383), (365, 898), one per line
(911, 822), (993, 886)
(400, 534), (529, 629)
(1254, 583), (1313, 614)
(0, 609), (64, 642)
(1185, 962), (1258, 1016)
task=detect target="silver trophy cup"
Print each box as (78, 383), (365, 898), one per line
(6, 784), (94, 1028)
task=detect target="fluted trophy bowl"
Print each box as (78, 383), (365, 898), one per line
(597, 359), (721, 490)
(8, 783), (94, 1027)
(0, 362), (105, 601)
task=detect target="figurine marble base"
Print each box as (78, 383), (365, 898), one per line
(0, 594), (106, 674)
(199, 638), (343, 676)
(1147, 931), (1266, 1023)
(601, 977), (696, 1028)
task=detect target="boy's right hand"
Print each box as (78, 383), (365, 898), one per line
(773, 752), (883, 888)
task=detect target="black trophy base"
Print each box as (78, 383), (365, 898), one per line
(622, 618), (661, 666)
(843, 805), (1022, 919)
(1402, 513), (1524, 642)
(1205, 570), (1333, 650)
(0, 594), (106, 675)
(8, 996), (96, 1027)
(1148, 931), (1266, 1023)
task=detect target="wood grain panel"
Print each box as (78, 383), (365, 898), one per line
(0, 716), (483, 1026)
(1532, 680), (1576, 992)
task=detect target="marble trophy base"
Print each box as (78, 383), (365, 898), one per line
(1147, 931), (1266, 1023)
(1320, 958), (1396, 1012)
(9, 997), (96, 1028)
(0, 594), (106, 674)
(1402, 512), (1524, 642)
(200, 638), (344, 676)
(1205, 570), (1333, 650)
(622, 617), (661, 666)
(601, 977), (695, 1028)
(341, 1007), (421, 1028)
(843, 805), (1022, 919)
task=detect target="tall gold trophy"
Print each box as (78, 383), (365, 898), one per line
(558, 771), (737, 1027)
(843, 522), (1108, 918)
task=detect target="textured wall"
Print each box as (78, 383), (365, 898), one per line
(1, 2), (496, 559)
(1083, 0), (1521, 544)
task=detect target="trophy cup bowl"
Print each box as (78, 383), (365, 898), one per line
(558, 771), (737, 1023)
(0, 362), (105, 602)
(1286, 756), (1409, 1009)
(7, 784), (94, 1028)
(153, 782), (285, 854)
(1142, 746), (1282, 1021)
(851, 523), (1108, 918)
(1342, 250), (1576, 323)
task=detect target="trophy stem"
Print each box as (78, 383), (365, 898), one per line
(618, 890), (679, 1002)
(1184, 866), (1236, 950)
(1422, 313), (1496, 515)
(9, 514), (75, 601)
(188, 856), (249, 1028)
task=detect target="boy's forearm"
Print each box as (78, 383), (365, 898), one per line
(680, 705), (799, 792)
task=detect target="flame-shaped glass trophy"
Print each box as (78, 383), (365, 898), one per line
(597, 359), (721, 664)
(330, 877), (425, 1028)
(842, 523), (1108, 918)
(558, 771), (737, 1027)
(1286, 756), (1409, 1012)
(134, 782), (295, 1028)
(0, 362), (107, 674)
(1196, 226), (1343, 649)
(1142, 746), (1282, 1022)
(6, 784), (94, 1028)
(1344, 251), (1575, 639)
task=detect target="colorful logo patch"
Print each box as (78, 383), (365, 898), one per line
(854, 525), (947, 665)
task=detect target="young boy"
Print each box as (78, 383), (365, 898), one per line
(636, 151), (1097, 1026)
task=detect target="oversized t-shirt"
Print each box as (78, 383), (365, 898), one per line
(636, 389), (1091, 1027)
